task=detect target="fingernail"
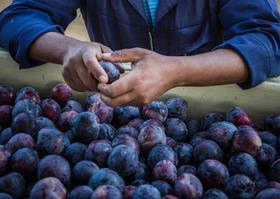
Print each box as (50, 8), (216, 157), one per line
(101, 53), (112, 58)
(101, 95), (110, 103)
(99, 75), (108, 83)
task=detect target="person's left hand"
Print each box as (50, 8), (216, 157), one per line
(97, 48), (178, 107)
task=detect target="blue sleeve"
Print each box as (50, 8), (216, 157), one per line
(214, 0), (280, 89)
(0, 0), (81, 68)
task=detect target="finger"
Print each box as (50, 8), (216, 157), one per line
(97, 73), (135, 98)
(76, 66), (98, 91)
(71, 70), (89, 92)
(101, 48), (148, 63)
(101, 91), (137, 107)
(82, 49), (108, 83)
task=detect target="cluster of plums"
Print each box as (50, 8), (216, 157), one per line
(0, 62), (280, 199)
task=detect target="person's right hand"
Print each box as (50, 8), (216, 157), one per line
(62, 42), (123, 92)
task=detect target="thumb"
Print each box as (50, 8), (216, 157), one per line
(101, 48), (147, 63)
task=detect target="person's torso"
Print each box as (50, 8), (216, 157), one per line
(80, 0), (223, 56)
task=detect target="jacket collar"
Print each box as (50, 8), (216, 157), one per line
(128, 0), (180, 25)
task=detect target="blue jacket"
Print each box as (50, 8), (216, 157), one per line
(0, 0), (280, 88)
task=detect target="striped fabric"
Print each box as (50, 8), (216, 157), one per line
(143, 0), (159, 26)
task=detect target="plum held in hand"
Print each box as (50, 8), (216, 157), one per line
(132, 184), (161, 199)
(0, 105), (12, 127)
(15, 86), (41, 104)
(224, 174), (255, 199)
(193, 140), (224, 164)
(0, 172), (26, 199)
(152, 160), (177, 185)
(113, 106), (141, 126)
(174, 173), (203, 199)
(37, 155), (71, 185)
(198, 159), (229, 189)
(85, 140), (112, 167)
(91, 185), (122, 199)
(88, 168), (125, 191)
(41, 98), (61, 121)
(138, 125), (167, 153)
(226, 107), (253, 126)
(107, 144), (139, 178)
(72, 160), (99, 185)
(0, 145), (10, 176)
(71, 111), (100, 144)
(50, 83), (72, 106)
(142, 101), (168, 122)
(207, 121), (238, 149)
(69, 185), (93, 199)
(30, 177), (67, 199)
(0, 85), (14, 105)
(233, 125), (262, 157)
(165, 97), (188, 121)
(99, 61), (121, 84)
(164, 118), (188, 142)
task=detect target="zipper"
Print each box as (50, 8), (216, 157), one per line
(148, 31), (154, 51)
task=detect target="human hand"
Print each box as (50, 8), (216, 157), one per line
(98, 48), (177, 106)
(62, 42), (124, 92)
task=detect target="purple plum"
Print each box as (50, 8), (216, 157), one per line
(15, 86), (40, 104)
(153, 160), (177, 184)
(50, 83), (72, 106)
(226, 107), (253, 126)
(30, 177), (66, 199)
(98, 123), (116, 140)
(201, 112), (225, 130)
(41, 98), (61, 121)
(164, 118), (188, 142)
(99, 61), (121, 83)
(0, 128), (13, 145)
(85, 140), (112, 167)
(88, 101), (113, 123)
(255, 188), (280, 199)
(142, 101), (168, 122)
(91, 185), (122, 199)
(151, 180), (173, 196)
(174, 173), (203, 199)
(202, 189), (228, 199)
(127, 118), (145, 131)
(138, 125), (166, 153)
(0, 172), (26, 199)
(57, 110), (78, 132)
(233, 125), (262, 157)
(116, 126), (139, 139)
(177, 165), (197, 176)
(0, 105), (12, 127)
(165, 97), (188, 121)
(113, 106), (141, 126)
(69, 186), (93, 199)
(0, 85), (14, 105)
(12, 99), (41, 118)
(37, 155), (71, 185)
(122, 185), (136, 199)
(193, 140), (224, 163)
(224, 174), (255, 199)
(0, 145), (10, 175)
(269, 159), (280, 182)
(62, 100), (83, 113)
(147, 144), (177, 168)
(174, 143), (193, 165)
(132, 184), (161, 199)
(5, 133), (35, 153)
(264, 114), (280, 135)
(72, 160), (99, 185)
(64, 142), (87, 166)
(112, 134), (140, 154)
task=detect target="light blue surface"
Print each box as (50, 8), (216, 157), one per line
(143, 0), (159, 25)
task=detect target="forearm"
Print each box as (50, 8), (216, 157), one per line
(30, 32), (82, 64)
(170, 49), (249, 87)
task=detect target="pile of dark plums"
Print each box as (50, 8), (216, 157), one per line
(0, 62), (280, 199)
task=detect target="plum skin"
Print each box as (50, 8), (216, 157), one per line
(174, 173), (203, 199)
(30, 177), (66, 199)
(72, 160), (99, 185)
(0, 172), (26, 199)
(132, 184), (161, 199)
(91, 185), (122, 199)
(198, 159), (229, 189)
